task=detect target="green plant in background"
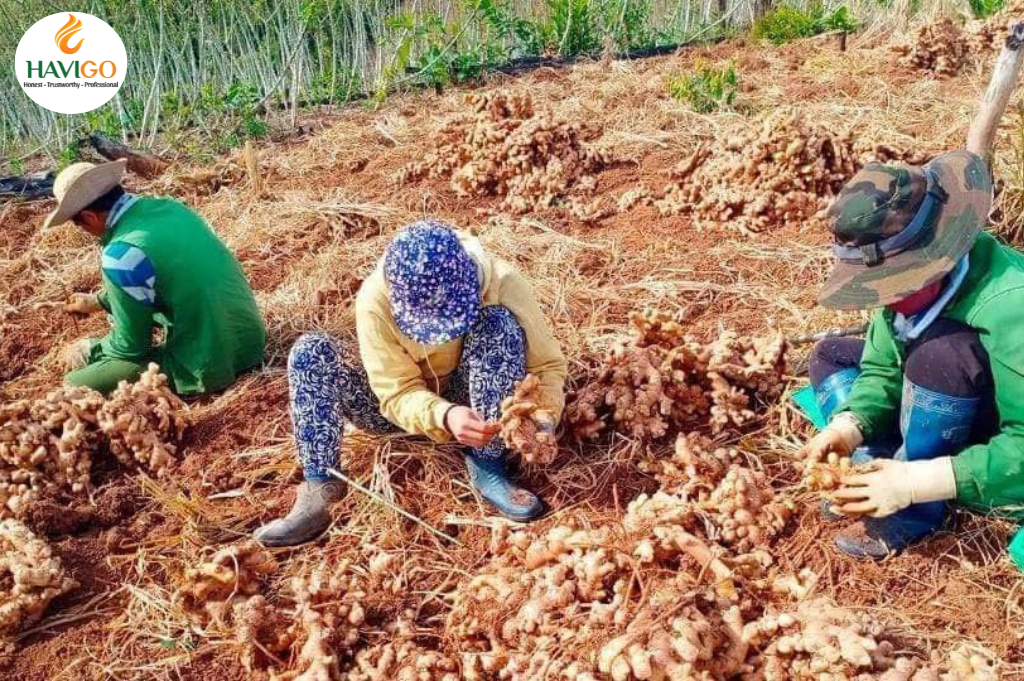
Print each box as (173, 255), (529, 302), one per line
(752, 6), (820, 44)
(818, 6), (858, 33)
(752, 4), (858, 44)
(968, 0), (1005, 18)
(547, 0), (601, 56)
(224, 82), (269, 140)
(603, 0), (657, 51)
(668, 59), (739, 113)
(56, 140), (82, 171)
(472, 0), (547, 56)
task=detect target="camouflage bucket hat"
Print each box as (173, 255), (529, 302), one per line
(819, 150), (992, 310)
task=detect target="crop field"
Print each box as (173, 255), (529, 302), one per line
(2, 3), (1024, 680)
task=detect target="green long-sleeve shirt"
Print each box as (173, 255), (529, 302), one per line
(842, 232), (1024, 516)
(68, 196), (265, 395)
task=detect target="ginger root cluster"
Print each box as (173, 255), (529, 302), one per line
(653, 111), (861, 236)
(347, 611), (459, 681)
(892, 18), (971, 77)
(0, 366), (190, 519)
(499, 374), (558, 465)
(98, 364), (190, 477)
(0, 386), (104, 518)
(397, 91), (609, 214)
(566, 309), (787, 442)
(0, 519), (77, 645)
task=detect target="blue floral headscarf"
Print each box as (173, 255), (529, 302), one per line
(384, 220), (481, 345)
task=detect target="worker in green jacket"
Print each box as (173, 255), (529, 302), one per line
(803, 150), (1024, 559)
(45, 160), (266, 395)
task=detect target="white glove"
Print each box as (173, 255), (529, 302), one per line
(801, 412), (864, 461)
(832, 457), (957, 518)
(59, 338), (94, 372)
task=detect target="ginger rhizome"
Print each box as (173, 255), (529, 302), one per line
(180, 549), (376, 680)
(634, 110), (926, 236)
(177, 540), (279, 629)
(0, 366), (190, 519)
(893, 18), (971, 77)
(347, 611), (459, 681)
(803, 451), (855, 492)
(397, 91), (609, 215)
(499, 374), (558, 465)
(653, 111), (860, 236)
(0, 519), (77, 645)
(98, 363), (191, 477)
(0, 386), (104, 518)
(566, 309), (787, 442)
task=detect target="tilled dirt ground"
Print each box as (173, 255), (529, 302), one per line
(2, 24), (1024, 680)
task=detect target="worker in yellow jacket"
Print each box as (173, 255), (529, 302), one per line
(256, 220), (567, 547)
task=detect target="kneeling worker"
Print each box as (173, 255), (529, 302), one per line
(803, 151), (1024, 558)
(47, 160), (266, 394)
(255, 220), (567, 547)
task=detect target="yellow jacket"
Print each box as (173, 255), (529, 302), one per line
(355, 233), (567, 442)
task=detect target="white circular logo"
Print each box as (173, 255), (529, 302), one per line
(14, 12), (127, 115)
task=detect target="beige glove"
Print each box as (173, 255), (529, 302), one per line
(59, 338), (94, 372)
(832, 457), (957, 518)
(65, 293), (102, 315)
(801, 412), (864, 461)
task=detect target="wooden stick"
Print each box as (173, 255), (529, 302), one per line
(967, 23), (1024, 162)
(327, 467), (461, 545)
(787, 322), (869, 346)
(243, 140), (261, 195)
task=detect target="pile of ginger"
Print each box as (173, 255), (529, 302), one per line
(396, 90), (609, 215)
(0, 519), (77, 646)
(565, 309), (788, 443)
(0, 364), (189, 520)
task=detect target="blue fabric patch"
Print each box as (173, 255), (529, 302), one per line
(101, 242), (157, 306)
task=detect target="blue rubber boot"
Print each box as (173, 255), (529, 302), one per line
(465, 452), (544, 522)
(836, 380), (979, 559)
(814, 368), (859, 423)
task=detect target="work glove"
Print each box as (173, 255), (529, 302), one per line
(65, 292), (102, 315)
(59, 338), (94, 372)
(800, 412), (863, 461)
(831, 457), (957, 518)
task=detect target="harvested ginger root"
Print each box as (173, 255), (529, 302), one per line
(0, 519), (77, 644)
(177, 540), (278, 627)
(803, 451), (854, 492)
(500, 374), (558, 464)
(397, 91), (609, 215)
(0, 385), (105, 518)
(566, 309), (787, 442)
(98, 363), (190, 477)
(892, 18), (971, 77)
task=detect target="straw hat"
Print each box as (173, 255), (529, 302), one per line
(43, 160), (127, 229)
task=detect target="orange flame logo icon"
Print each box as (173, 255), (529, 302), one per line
(55, 14), (84, 55)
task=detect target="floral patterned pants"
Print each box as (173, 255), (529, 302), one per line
(287, 306), (527, 481)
